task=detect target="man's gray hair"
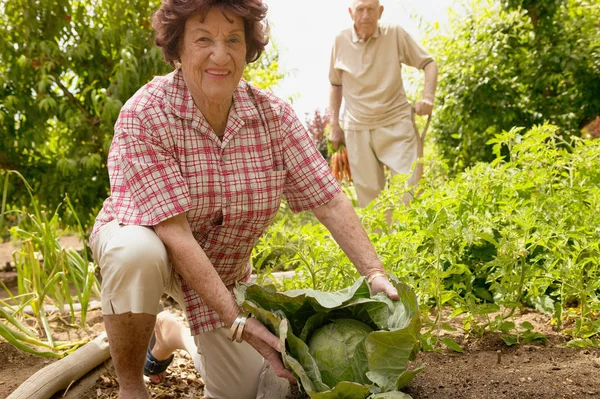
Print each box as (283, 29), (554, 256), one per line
(351, 0), (381, 9)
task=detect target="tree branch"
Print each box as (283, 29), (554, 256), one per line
(0, 153), (16, 171)
(51, 77), (92, 119)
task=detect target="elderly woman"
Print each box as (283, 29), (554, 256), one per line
(89, 0), (399, 398)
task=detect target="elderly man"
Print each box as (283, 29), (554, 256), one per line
(329, 0), (438, 207)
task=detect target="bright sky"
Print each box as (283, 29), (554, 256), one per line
(265, 0), (456, 122)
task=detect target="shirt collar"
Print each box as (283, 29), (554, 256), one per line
(351, 24), (381, 44)
(231, 80), (261, 122)
(165, 69), (260, 123)
(164, 69), (196, 121)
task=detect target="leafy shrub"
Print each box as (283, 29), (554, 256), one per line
(427, 0), (600, 172)
(0, 170), (100, 357)
(235, 277), (421, 398)
(254, 123), (600, 347)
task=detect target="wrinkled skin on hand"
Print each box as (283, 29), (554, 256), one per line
(242, 318), (296, 382)
(369, 275), (399, 300)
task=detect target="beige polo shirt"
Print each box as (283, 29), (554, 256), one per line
(329, 23), (433, 130)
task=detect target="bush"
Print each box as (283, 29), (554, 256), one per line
(427, 0), (600, 173)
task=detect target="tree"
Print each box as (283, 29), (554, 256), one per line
(504, 0), (565, 28)
(426, 0), (600, 172)
(0, 0), (285, 230)
(244, 43), (285, 90)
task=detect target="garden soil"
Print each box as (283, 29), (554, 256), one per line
(1, 239), (600, 399)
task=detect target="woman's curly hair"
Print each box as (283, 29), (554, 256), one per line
(153, 0), (269, 65)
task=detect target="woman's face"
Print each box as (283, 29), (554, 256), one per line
(179, 8), (247, 108)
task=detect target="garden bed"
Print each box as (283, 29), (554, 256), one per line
(1, 293), (599, 399)
(2, 240), (600, 399)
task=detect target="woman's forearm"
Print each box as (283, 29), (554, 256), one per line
(153, 213), (240, 325)
(312, 193), (385, 278)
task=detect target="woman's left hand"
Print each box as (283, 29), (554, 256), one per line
(369, 275), (399, 300)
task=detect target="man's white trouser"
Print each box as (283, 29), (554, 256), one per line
(344, 110), (417, 207)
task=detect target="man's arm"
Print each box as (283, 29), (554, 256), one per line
(415, 61), (438, 116)
(312, 193), (399, 298)
(329, 84), (344, 150)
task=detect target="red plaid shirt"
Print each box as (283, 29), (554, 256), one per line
(91, 70), (340, 334)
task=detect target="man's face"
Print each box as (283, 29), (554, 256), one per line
(349, 0), (383, 40)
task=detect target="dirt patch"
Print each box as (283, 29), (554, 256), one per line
(72, 332), (600, 399)
(3, 310), (598, 399)
(406, 339), (600, 399)
(0, 342), (55, 397)
(2, 239), (600, 398)
(0, 241), (17, 271)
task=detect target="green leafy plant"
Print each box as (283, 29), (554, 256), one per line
(498, 320), (547, 346)
(0, 170), (100, 357)
(423, 0), (600, 173)
(308, 319), (374, 387)
(235, 276), (421, 398)
(253, 123), (600, 350)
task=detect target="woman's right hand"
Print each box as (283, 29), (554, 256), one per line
(242, 317), (296, 382)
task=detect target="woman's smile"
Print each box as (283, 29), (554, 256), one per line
(205, 68), (231, 79)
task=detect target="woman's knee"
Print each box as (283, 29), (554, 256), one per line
(97, 225), (170, 314)
(102, 225), (168, 274)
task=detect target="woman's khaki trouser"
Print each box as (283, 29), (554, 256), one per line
(91, 220), (267, 399)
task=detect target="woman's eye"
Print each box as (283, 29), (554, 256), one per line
(228, 37), (242, 44)
(198, 37), (211, 43)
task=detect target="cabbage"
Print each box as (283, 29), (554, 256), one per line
(308, 319), (373, 387)
(235, 275), (422, 399)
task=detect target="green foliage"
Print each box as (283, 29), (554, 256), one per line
(0, 0), (285, 232)
(428, 0), (600, 172)
(252, 201), (357, 292)
(243, 43), (285, 90)
(0, 0), (168, 229)
(504, 0), (566, 28)
(498, 320), (547, 346)
(375, 124), (600, 344)
(308, 319), (373, 387)
(235, 277), (421, 398)
(0, 170), (100, 357)
(254, 124), (600, 347)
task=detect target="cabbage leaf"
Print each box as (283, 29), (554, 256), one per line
(234, 275), (421, 398)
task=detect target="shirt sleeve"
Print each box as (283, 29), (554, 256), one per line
(112, 109), (192, 226)
(279, 104), (342, 212)
(329, 38), (343, 86)
(396, 26), (434, 70)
